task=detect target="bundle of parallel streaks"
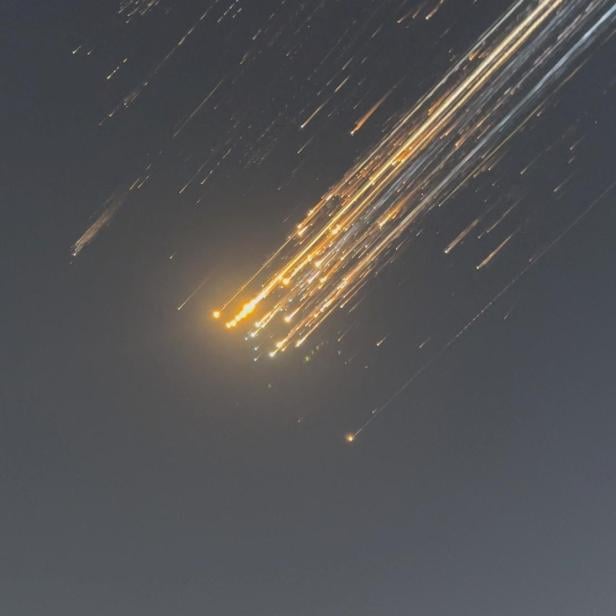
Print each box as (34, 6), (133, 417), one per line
(217, 0), (614, 356)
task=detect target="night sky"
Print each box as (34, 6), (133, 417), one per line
(4, 1), (616, 614)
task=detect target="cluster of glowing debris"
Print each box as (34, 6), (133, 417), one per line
(215, 0), (615, 357)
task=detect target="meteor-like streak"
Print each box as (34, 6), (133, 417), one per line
(71, 166), (151, 257)
(475, 229), (518, 271)
(173, 79), (224, 138)
(350, 86), (395, 136)
(177, 273), (211, 311)
(72, 190), (129, 257)
(444, 217), (480, 255)
(215, 0), (614, 356)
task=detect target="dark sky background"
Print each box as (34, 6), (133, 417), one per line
(3, 1), (616, 614)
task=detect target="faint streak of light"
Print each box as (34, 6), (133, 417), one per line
(425, 0), (446, 21)
(350, 88), (394, 136)
(173, 79), (224, 138)
(444, 218), (479, 254)
(334, 75), (351, 93)
(72, 189), (131, 257)
(475, 230), (517, 270)
(177, 274), (211, 311)
(418, 337), (431, 350)
(297, 136), (314, 155)
(478, 203), (517, 239)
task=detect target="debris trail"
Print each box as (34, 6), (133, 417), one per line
(215, 1), (614, 358)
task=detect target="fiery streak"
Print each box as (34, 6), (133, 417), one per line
(425, 0), (447, 21)
(444, 218), (479, 255)
(300, 98), (330, 130)
(72, 165), (151, 257)
(350, 87), (394, 136)
(475, 230), (518, 271)
(216, 0), (614, 355)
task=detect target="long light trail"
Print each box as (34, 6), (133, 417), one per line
(215, 0), (614, 356)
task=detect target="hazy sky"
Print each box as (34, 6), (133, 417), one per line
(3, 1), (616, 614)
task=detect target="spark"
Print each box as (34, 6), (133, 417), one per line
(300, 98), (330, 130)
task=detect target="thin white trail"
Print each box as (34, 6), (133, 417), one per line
(177, 273), (212, 311)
